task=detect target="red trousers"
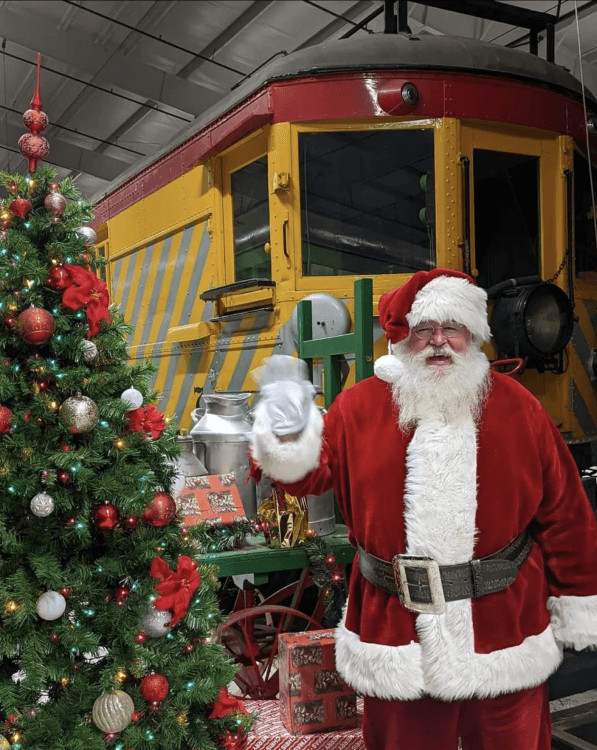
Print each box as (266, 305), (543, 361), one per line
(362, 683), (551, 750)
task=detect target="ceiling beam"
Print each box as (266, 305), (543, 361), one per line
(0, 6), (222, 116)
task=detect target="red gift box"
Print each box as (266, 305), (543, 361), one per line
(279, 629), (357, 735)
(176, 473), (245, 526)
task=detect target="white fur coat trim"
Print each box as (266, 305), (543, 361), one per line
(250, 401), (323, 483)
(548, 593), (597, 650)
(335, 616), (561, 701)
(407, 275), (491, 343)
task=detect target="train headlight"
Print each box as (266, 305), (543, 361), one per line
(490, 283), (573, 360)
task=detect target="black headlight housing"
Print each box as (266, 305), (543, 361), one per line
(490, 282), (574, 371)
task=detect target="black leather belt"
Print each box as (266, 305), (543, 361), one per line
(357, 532), (532, 615)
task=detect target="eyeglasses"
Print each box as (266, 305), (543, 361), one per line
(412, 323), (465, 341)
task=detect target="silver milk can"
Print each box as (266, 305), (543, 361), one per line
(190, 393), (257, 518)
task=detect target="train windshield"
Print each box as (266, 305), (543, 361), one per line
(473, 150), (540, 289)
(231, 156), (271, 281)
(299, 129), (435, 276)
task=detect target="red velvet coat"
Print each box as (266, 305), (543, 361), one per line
(266, 372), (597, 701)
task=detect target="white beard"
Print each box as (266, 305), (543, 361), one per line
(391, 342), (490, 430)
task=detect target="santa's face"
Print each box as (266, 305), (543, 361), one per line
(405, 320), (471, 375)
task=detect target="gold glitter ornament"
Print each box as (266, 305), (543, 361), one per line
(47, 400), (59, 411)
(9, 731), (21, 744)
(59, 395), (99, 434)
(113, 438), (125, 450)
(114, 669), (128, 684)
(4, 600), (18, 614)
(177, 712), (188, 727)
(60, 677), (70, 688)
(0, 210), (11, 223)
(92, 690), (135, 733)
(7, 304), (17, 313)
(22, 447), (33, 458)
(0, 736), (9, 750)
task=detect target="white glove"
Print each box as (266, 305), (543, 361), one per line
(252, 355), (315, 437)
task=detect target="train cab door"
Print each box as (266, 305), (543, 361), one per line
(459, 124), (586, 437)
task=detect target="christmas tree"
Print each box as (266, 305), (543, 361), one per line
(0, 57), (252, 750)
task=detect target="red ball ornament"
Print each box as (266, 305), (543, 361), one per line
(38, 381), (49, 392)
(142, 491), (176, 527)
(61, 445), (71, 452)
(140, 673), (169, 703)
(49, 633), (59, 643)
(65, 517), (76, 526)
(4, 316), (15, 328)
(44, 192), (66, 217)
(15, 306), (55, 345)
(57, 470), (70, 485)
(131, 712), (140, 722)
(115, 586), (130, 600)
(18, 132), (49, 161)
(93, 503), (120, 531)
(135, 632), (147, 644)
(124, 515), (138, 528)
(46, 266), (70, 291)
(325, 554), (336, 566)
(9, 197), (33, 219)
(61, 587), (72, 597)
(40, 469), (50, 482)
(0, 406), (13, 434)
(22, 108), (49, 133)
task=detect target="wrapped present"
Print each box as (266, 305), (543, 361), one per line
(279, 629), (357, 735)
(257, 484), (309, 548)
(176, 473), (245, 527)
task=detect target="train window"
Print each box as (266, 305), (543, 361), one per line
(231, 156), (271, 281)
(574, 151), (597, 274)
(473, 150), (540, 289)
(299, 129), (435, 276)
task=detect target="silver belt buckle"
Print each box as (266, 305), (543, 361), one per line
(392, 555), (446, 615)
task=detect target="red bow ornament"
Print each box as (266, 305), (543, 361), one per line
(61, 264), (111, 337)
(126, 404), (166, 440)
(208, 687), (249, 719)
(150, 555), (200, 626)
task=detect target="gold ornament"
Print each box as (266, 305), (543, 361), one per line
(60, 676), (70, 688)
(0, 210), (11, 222)
(115, 669), (128, 684)
(22, 447), (33, 458)
(9, 731), (21, 744)
(47, 400), (59, 411)
(50, 258), (59, 266)
(27, 179), (38, 193)
(164, 415), (172, 425)
(31, 383), (40, 394)
(114, 438), (125, 450)
(306, 528), (317, 539)
(4, 600), (19, 614)
(0, 736), (9, 750)
(7, 304), (18, 313)
(177, 712), (188, 727)
(0, 465), (9, 477)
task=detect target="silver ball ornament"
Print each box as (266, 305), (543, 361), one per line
(92, 690), (134, 733)
(82, 340), (98, 363)
(140, 603), (172, 638)
(75, 226), (97, 247)
(44, 192), (66, 217)
(121, 388), (143, 409)
(59, 395), (99, 433)
(30, 492), (55, 517)
(37, 591), (66, 620)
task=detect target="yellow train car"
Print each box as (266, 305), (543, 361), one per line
(92, 32), (597, 467)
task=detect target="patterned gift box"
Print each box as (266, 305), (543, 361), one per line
(176, 473), (245, 526)
(279, 630), (357, 735)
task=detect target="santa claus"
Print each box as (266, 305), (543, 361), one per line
(250, 268), (597, 750)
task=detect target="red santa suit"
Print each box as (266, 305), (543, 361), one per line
(250, 269), (597, 748)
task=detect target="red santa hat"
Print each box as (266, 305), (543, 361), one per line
(374, 268), (491, 383)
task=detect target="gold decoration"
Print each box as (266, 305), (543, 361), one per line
(164, 415), (172, 424)
(114, 669), (128, 684)
(0, 735), (9, 750)
(0, 465), (10, 477)
(60, 676), (70, 688)
(22, 447), (33, 458)
(4, 600), (19, 614)
(305, 528), (317, 539)
(31, 383), (40, 394)
(177, 712), (188, 727)
(7, 304), (18, 313)
(113, 438), (125, 450)
(257, 486), (309, 548)
(50, 258), (59, 266)
(0, 210), (11, 222)
(27, 179), (38, 192)
(47, 400), (59, 411)
(9, 731), (21, 744)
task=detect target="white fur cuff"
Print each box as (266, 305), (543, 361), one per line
(250, 401), (323, 484)
(548, 594), (597, 651)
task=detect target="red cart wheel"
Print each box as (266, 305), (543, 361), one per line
(216, 604), (323, 699)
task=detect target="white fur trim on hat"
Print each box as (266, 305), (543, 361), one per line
(373, 354), (404, 384)
(407, 275), (491, 342)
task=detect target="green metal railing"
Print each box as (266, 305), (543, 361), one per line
(297, 278), (374, 408)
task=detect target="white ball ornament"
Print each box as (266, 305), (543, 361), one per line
(37, 591), (66, 621)
(82, 340), (98, 362)
(121, 388), (143, 409)
(75, 226), (97, 248)
(139, 603), (172, 638)
(30, 492), (55, 517)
